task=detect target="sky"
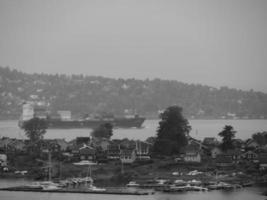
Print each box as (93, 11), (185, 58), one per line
(0, 0), (267, 92)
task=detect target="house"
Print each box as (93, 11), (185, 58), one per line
(232, 139), (245, 149)
(119, 139), (136, 150)
(0, 137), (12, 151)
(241, 150), (258, 163)
(11, 139), (26, 152)
(245, 139), (259, 149)
(79, 145), (96, 161)
(183, 144), (201, 163)
(0, 138), (26, 153)
(210, 146), (223, 159)
(54, 139), (69, 151)
(120, 149), (136, 164)
(258, 153), (267, 170)
(203, 137), (219, 146)
(225, 149), (242, 164)
(76, 137), (91, 146)
(216, 155), (233, 167)
(135, 141), (151, 160)
(107, 144), (121, 160)
(96, 151), (108, 163)
(0, 153), (7, 167)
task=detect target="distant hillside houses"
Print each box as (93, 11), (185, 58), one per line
(0, 66), (267, 120)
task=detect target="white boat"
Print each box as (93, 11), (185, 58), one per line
(88, 185), (106, 191)
(39, 181), (61, 190)
(126, 181), (140, 187)
(191, 186), (208, 191)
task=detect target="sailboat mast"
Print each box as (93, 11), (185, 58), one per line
(48, 151), (52, 181)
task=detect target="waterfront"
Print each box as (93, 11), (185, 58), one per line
(0, 179), (266, 200)
(1, 119), (267, 200)
(0, 119), (267, 141)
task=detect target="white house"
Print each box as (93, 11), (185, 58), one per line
(0, 154), (7, 167)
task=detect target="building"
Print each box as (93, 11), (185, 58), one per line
(0, 153), (7, 167)
(245, 139), (259, 149)
(216, 155), (233, 167)
(225, 149), (242, 164)
(107, 144), (121, 160)
(258, 153), (267, 170)
(210, 146), (223, 159)
(203, 137), (219, 146)
(54, 139), (69, 152)
(183, 144), (201, 163)
(135, 141), (151, 160)
(241, 150), (258, 163)
(120, 149), (136, 164)
(79, 145), (96, 161)
(76, 137), (91, 146)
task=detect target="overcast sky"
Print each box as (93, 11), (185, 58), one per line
(0, 0), (266, 92)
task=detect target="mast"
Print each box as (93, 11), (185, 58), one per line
(48, 150), (52, 182)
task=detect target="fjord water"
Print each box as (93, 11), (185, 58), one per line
(0, 179), (265, 200)
(0, 119), (266, 141)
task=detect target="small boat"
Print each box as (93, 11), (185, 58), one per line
(191, 186), (208, 191)
(39, 181), (61, 190)
(88, 185), (106, 192)
(24, 182), (43, 189)
(126, 181), (140, 187)
(187, 179), (202, 186)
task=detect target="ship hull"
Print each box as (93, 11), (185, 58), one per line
(19, 117), (145, 129)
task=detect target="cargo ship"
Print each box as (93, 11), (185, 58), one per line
(19, 102), (145, 129)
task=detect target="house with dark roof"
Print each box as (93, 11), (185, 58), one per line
(225, 149), (242, 164)
(76, 137), (91, 146)
(216, 154), (233, 167)
(203, 137), (219, 146)
(79, 145), (96, 161)
(183, 144), (201, 163)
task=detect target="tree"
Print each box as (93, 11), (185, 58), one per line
(252, 131), (267, 146)
(218, 125), (236, 151)
(153, 106), (191, 155)
(22, 117), (48, 142)
(91, 123), (113, 139)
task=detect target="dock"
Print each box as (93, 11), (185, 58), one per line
(0, 186), (154, 195)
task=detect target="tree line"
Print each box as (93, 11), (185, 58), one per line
(1, 66), (267, 119)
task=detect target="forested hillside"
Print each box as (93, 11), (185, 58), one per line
(0, 66), (267, 120)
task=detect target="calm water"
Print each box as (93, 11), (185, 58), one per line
(0, 119), (266, 141)
(0, 179), (265, 200)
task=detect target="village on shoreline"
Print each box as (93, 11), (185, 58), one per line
(0, 106), (267, 195)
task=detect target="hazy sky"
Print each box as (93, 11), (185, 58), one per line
(0, 0), (267, 92)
